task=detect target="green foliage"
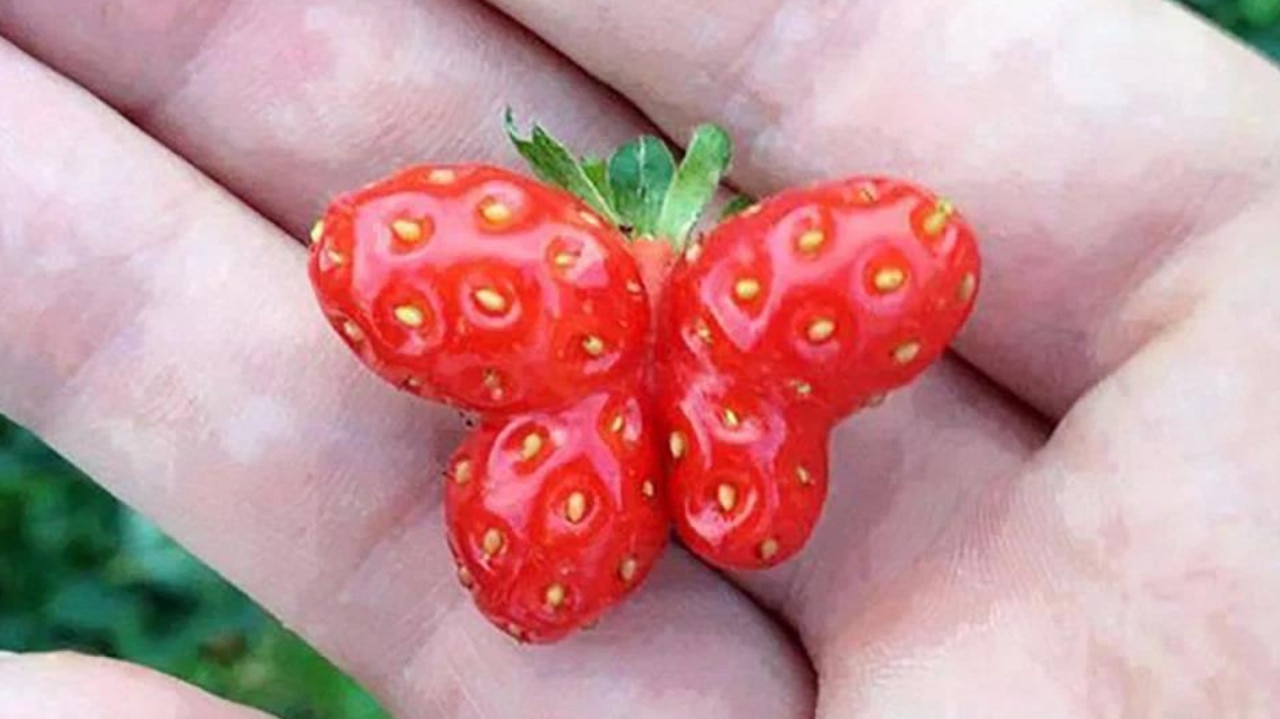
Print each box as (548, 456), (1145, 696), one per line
(0, 415), (388, 719)
(507, 112), (732, 248)
(0, 7), (1273, 717)
(1180, 0), (1280, 61)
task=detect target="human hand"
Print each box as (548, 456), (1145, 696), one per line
(2, 0), (1278, 716)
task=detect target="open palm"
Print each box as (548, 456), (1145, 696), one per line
(3, 0), (1279, 716)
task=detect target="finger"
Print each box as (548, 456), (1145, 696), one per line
(0, 41), (812, 718)
(0, 0), (649, 238)
(0, 652), (271, 718)
(482, 0), (1280, 418)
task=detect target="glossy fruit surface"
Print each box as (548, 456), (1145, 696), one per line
(659, 176), (980, 569)
(445, 388), (667, 642)
(309, 164), (650, 414)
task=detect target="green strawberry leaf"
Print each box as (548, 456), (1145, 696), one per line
(655, 124), (733, 247)
(504, 110), (621, 225)
(719, 194), (757, 220)
(580, 156), (616, 211)
(607, 136), (676, 235)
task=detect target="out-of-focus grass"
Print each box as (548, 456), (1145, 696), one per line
(0, 415), (388, 719)
(1183, 0), (1280, 59)
(0, 4), (1274, 716)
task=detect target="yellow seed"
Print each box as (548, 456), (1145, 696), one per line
(565, 492), (588, 523)
(694, 320), (713, 344)
(626, 280), (643, 295)
(641, 479), (656, 499)
(958, 272), (977, 302)
(505, 623), (525, 641)
(481, 199), (514, 225)
(717, 483), (738, 512)
(482, 528), (504, 556)
(391, 218), (424, 243)
(734, 278), (762, 302)
(324, 248), (347, 266)
(553, 252), (577, 268)
(545, 583), (566, 609)
(722, 408), (741, 429)
(582, 335), (606, 357)
(393, 304), (425, 327)
(404, 377), (423, 390)
(457, 565), (474, 588)
(618, 556), (638, 582)
(520, 432), (544, 461)
(742, 204), (762, 217)
(791, 380), (813, 397)
(873, 267), (907, 293)
(796, 466), (813, 486)
(669, 432), (687, 460)
(453, 459), (473, 485)
(806, 318), (836, 343)
(684, 243), (703, 264)
(609, 414), (625, 433)
(483, 369), (502, 390)
(427, 168), (457, 184)
(759, 538), (780, 561)
(579, 210), (602, 227)
(341, 320), (363, 341)
(797, 229), (826, 254)
(473, 288), (508, 313)
(309, 220), (325, 245)
(893, 341), (921, 364)
(865, 393), (887, 408)
(922, 200), (955, 236)
(857, 184), (879, 203)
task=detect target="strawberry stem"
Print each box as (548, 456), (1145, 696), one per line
(504, 111), (734, 251)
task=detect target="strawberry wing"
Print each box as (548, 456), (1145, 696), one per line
(658, 177), (981, 569)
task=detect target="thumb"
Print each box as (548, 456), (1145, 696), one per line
(0, 652), (273, 719)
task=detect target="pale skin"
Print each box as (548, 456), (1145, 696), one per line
(1, 0), (1279, 716)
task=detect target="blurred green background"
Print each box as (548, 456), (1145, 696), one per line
(1, 4), (1277, 717)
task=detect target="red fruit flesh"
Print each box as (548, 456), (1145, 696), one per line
(309, 165), (650, 415)
(660, 177), (980, 569)
(445, 388), (667, 643)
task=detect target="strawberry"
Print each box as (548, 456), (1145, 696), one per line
(307, 112), (981, 640)
(309, 165), (650, 414)
(445, 388), (666, 642)
(658, 177), (980, 569)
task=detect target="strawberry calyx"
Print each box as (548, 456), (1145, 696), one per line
(505, 110), (736, 252)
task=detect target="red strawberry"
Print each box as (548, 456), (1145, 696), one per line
(309, 164), (650, 414)
(307, 116), (983, 641)
(659, 177), (980, 569)
(445, 388), (667, 643)
(309, 162), (668, 642)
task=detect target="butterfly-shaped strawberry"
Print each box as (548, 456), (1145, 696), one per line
(307, 114), (980, 642)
